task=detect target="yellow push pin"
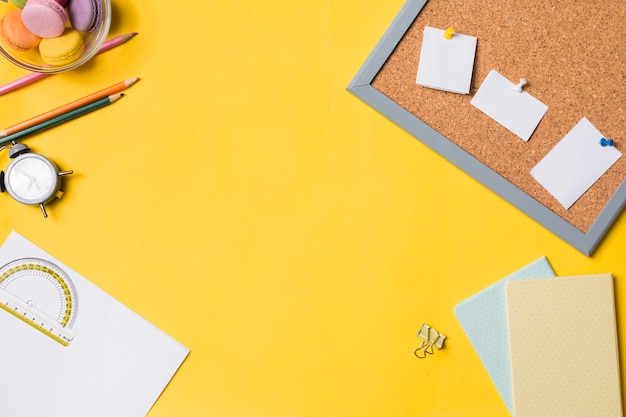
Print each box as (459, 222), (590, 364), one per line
(443, 27), (455, 40)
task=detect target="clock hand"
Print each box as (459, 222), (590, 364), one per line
(12, 168), (37, 192)
(12, 168), (44, 195)
(13, 168), (35, 182)
(29, 177), (45, 195)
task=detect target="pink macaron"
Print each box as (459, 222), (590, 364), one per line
(21, 0), (69, 39)
(68, 0), (104, 32)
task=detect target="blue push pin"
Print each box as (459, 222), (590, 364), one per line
(600, 138), (614, 147)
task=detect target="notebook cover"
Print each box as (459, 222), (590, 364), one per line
(454, 257), (556, 413)
(505, 274), (623, 417)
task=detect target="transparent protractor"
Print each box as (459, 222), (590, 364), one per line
(0, 258), (78, 346)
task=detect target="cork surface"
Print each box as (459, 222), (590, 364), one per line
(371, 0), (626, 232)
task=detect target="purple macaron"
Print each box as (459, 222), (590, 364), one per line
(68, 0), (104, 32)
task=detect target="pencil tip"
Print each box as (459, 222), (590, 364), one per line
(109, 93), (124, 102)
(126, 77), (140, 87)
(121, 32), (138, 41)
(0, 131), (6, 139)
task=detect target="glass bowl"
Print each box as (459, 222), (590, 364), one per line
(0, 0), (111, 73)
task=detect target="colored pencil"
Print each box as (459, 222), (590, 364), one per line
(97, 32), (138, 53)
(0, 94), (124, 146)
(0, 32), (138, 96)
(0, 78), (138, 138)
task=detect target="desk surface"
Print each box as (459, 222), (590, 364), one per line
(0, 1), (624, 416)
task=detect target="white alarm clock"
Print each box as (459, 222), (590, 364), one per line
(1, 143), (72, 218)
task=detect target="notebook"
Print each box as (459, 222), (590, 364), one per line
(505, 274), (623, 417)
(454, 257), (555, 413)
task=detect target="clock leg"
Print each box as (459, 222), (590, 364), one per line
(39, 204), (48, 218)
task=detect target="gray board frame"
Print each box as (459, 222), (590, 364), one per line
(346, 0), (626, 256)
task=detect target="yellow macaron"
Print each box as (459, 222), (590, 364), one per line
(39, 28), (84, 65)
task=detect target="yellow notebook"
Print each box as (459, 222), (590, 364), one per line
(505, 274), (623, 417)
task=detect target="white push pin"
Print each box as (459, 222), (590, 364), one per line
(513, 78), (527, 92)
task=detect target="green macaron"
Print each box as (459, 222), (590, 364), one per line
(10, 0), (28, 8)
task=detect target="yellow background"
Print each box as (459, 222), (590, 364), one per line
(1, 1), (625, 416)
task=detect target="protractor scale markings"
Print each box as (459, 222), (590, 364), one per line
(0, 258), (78, 346)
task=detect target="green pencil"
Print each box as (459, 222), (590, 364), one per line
(0, 94), (124, 146)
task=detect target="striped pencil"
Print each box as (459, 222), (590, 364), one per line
(0, 78), (138, 138)
(0, 32), (138, 96)
(0, 94), (124, 146)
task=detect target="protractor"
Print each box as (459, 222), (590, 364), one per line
(0, 258), (78, 346)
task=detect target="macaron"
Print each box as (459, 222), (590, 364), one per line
(21, 0), (69, 38)
(39, 28), (85, 65)
(68, 0), (104, 32)
(9, 0), (28, 9)
(0, 9), (41, 51)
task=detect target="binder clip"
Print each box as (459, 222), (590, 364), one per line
(414, 323), (446, 359)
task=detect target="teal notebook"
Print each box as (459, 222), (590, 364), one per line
(454, 257), (555, 414)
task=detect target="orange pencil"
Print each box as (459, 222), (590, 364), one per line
(0, 78), (139, 138)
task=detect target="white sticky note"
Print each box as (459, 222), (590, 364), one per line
(530, 117), (621, 209)
(416, 26), (477, 94)
(470, 70), (548, 141)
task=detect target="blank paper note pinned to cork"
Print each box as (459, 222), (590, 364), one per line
(470, 70), (548, 141)
(415, 26), (477, 94)
(530, 117), (622, 209)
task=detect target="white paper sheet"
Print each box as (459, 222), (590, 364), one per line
(530, 117), (621, 209)
(415, 26), (477, 94)
(0, 231), (190, 417)
(470, 70), (548, 141)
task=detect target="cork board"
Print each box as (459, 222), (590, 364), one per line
(347, 0), (626, 256)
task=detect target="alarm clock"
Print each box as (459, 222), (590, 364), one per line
(0, 143), (73, 218)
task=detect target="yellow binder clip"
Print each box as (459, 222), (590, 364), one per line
(414, 323), (446, 358)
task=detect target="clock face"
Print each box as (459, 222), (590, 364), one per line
(5, 154), (59, 205)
